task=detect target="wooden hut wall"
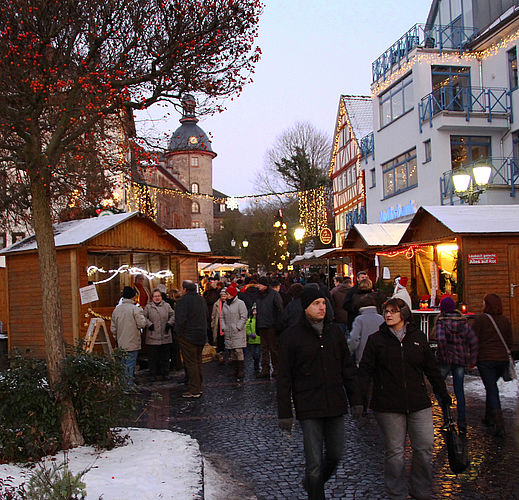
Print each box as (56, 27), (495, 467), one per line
(7, 249), (75, 357)
(378, 255), (411, 282)
(179, 255), (198, 284)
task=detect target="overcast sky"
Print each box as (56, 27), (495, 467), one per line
(135, 1), (432, 200)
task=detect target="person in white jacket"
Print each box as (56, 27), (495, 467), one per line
(392, 276), (412, 310)
(221, 284), (248, 381)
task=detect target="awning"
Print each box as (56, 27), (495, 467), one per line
(290, 247), (346, 265)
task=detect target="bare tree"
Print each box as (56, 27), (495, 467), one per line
(0, 0), (262, 449)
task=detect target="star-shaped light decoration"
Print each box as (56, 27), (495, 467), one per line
(225, 197), (239, 210)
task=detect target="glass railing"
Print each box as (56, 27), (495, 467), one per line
(419, 87), (511, 131)
(359, 132), (374, 163)
(440, 157), (519, 204)
(372, 23), (477, 83)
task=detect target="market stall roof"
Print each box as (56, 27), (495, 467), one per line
(290, 247), (343, 265)
(400, 205), (519, 245)
(342, 223), (409, 249)
(166, 228), (211, 253)
(0, 212), (189, 255)
(198, 262), (248, 272)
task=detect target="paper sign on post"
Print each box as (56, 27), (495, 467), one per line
(80, 284), (99, 305)
(382, 267), (391, 279)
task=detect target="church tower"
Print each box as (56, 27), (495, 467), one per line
(165, 95), (217, 233)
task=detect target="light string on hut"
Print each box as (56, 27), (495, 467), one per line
(87, 265), (174, 285)
(377, 245), (427, 259)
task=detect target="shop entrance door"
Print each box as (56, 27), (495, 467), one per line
(507, 245), (519, 350)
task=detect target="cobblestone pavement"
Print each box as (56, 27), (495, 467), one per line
(136, 355), (519, 499)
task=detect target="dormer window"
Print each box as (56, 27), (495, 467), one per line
(191, 157), (199, 167)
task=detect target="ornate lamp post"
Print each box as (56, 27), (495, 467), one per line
(452, 161), (492, 205)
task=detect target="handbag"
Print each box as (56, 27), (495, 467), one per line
(442, 407), (469, 474)
(485, 314), (517, 381)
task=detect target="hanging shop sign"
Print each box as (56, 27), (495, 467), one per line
(468, 253), (497, 264)
(319, 227), (334, 245)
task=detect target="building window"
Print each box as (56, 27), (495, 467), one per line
(379, 73), (413, 127)
(192, 221), (200, 228)
(450, 136), (491, 169)
(382, 148), (417, 198)
(11, 232), (25, 243)
(0, 232), (5, 249)
(508, 47), (518, 91)
(219, 204), (226, 212)
(191, 182), (199, 193)
(191, 157), (199, 167)
(191, 201), (200, 214)
(431, 65), (471, 112)
(424, 140), (432, 163)
(370, 168), (376, 188)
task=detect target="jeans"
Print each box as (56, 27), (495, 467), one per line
(477, 360), (508, 411)
(375, 407), (434, 500)
(438, 364), (466, 422)
(123, 350), (139, 385)
(299, 416), (344, 500)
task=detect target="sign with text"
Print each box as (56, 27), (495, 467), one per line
(468, 253), (497, 264)
(319, 227), (333, 245)
(79, 284), (99, 305)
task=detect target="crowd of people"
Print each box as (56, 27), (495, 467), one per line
(109, 270), (514, 500)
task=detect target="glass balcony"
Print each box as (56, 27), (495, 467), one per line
(372, 23), (477, 83)
(440, 157), (519, 204)
(419, 87), (512, 131)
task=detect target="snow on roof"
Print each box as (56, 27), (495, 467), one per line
(350, 223), (409, 246)
(341, 95), (373, 141)
(420, 205), (519, 233)
(0, 212), (136, 254)
(290, 247), (342, 265)
(166, 228), (211, 253)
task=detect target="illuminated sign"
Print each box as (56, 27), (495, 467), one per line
(379, 200), (416, 223)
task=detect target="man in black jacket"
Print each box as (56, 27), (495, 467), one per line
(277, 286), (363, 500)
(175, 280), (207, 398)
(358, 297), (451, 500)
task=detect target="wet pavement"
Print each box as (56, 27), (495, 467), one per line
(135, 355), (519, 499)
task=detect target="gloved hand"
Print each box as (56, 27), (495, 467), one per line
(250, 333), (256, 339)
(351, 405), (364, 420)
(278, 418), (293, 433)
(148, 324), (155, 331)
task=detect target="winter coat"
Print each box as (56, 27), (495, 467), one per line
(175, 291), (207, 346)
(143, 300), (175, 345)
(211, 299), (225, 343)
(246, 315), (260, 345)
(358, 322), (450, 413)
(221, 297), (248, 349)
(256, 287), (283, 331)
(472, 313), (513, 362)
(348, 306), (385, 365)
(280, 297), (303, 332)
(277, 316), (362, 420)
(110, 299), (147, 351)
(238, 285), (261, 314)
(330, 284), (351, 324)
(435, 311), (478, 367)
(204, 288), (221, 323)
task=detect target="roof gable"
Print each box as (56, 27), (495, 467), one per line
(341, 95), (373, 141)
(343, 223), (409, 249)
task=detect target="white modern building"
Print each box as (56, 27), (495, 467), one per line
(335, 0), (519, 232)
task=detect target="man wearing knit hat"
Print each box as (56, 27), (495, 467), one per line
(277, 285), (363, 499)
(111, 286), (147, 386)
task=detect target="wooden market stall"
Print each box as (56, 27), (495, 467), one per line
(399, 205), (519, 350)
(0, 212), (203, 357)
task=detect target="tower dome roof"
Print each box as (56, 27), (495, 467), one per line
(168, 94), (215, 155)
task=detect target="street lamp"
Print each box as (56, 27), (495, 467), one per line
(452, 161), (492, 205)
(294, 227), (305, 255)
(242, 239), (249, 248)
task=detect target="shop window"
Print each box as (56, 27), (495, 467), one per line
(191, 157), (199, 167)
(192, 221), (200, 228)
(508, 47), (518, 91)
(191, 201), (200, 214)
(191, 182), (199, 194)
(379, 73), (413, 127)
(450, 136), (491, 170)
(382, 148), (417, 198)
(370, 168), (376, 188)
(424, 139), (432, 163)
(0, 232), (5, 249)
(219, 204), (226, 212)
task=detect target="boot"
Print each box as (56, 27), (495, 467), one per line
(493, 409), (505, 437)
(236, 360), (245, 382)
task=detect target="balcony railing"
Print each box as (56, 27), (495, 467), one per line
(372, 23), (477, 83)
(419, 87), (512, 131)
(359, 132), (374, 163)
(440, 157), (519, 204)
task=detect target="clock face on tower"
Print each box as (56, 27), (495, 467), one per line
(189, 136), (198, 144)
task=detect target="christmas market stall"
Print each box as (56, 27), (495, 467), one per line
(397, 205), (519, 350)
(0, 212), (201, 357)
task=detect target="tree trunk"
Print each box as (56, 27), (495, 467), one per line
(30, 174), (84, 449)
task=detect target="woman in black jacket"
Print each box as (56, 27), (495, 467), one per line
(358, 297), (450, 500)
